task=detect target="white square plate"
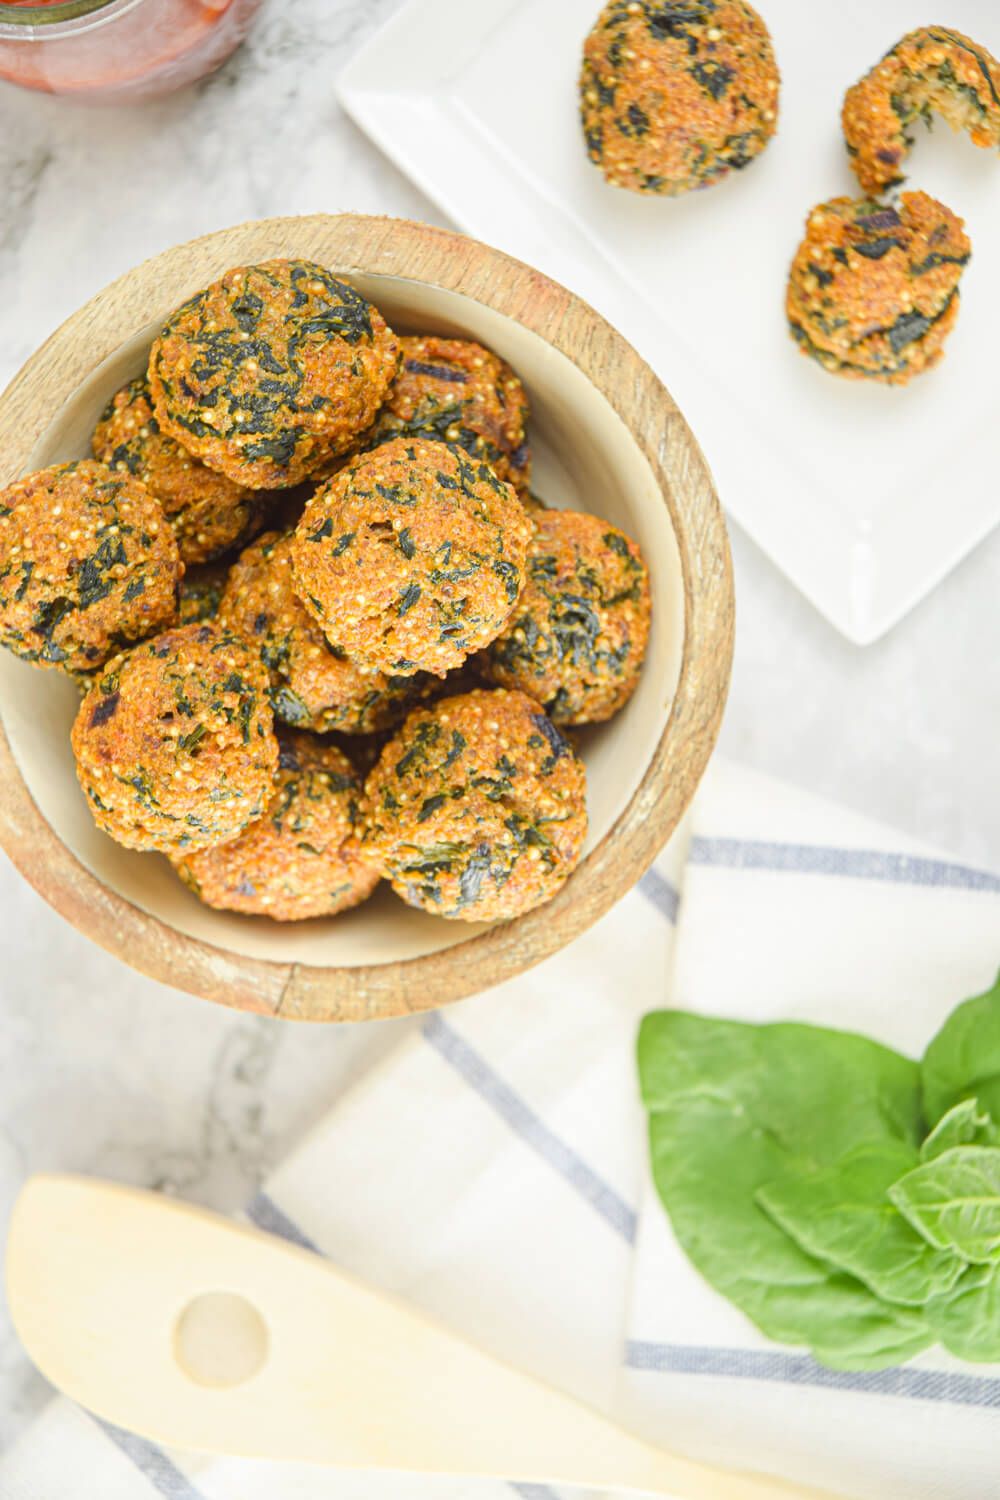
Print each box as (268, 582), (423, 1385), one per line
(339, 0), (1000, 643)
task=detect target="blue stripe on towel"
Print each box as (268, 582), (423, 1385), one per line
(638, 867), (680, 923)
(421, 1012), (637, 1245)
(626, 1341), (1000, 1408)
(689, 838), (1000, 893)
(93, 1419), (206, 1498)
(245, 1190), (321, 1253)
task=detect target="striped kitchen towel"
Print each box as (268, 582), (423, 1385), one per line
(3, 757), (999, 1500)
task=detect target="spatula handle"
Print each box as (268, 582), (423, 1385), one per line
(6, 1175), (838, 1500)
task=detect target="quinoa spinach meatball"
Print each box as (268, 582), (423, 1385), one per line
(362, 688), (587, 923)
(291, 437), (533, 679)
(480, 510), (650, 725)
(359, 336), (531, 494)
(149, 260), (400, 490)
(0, 460), (180, 673)
(843, 26), (1000, 195)
(787, 193), (971, 385)
(218, 530), (430, 734)
(170, 732), (378, 921)
(580, 0), (779, 195)
(71, 622), (279, 854)
(92, 376), (267, 565)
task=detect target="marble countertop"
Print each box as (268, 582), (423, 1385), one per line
(0, 0), (997, 1453)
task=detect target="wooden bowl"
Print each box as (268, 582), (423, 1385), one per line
(0, 215), (733, 1022)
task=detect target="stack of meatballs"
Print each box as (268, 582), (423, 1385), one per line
(0, 259), (651, 926)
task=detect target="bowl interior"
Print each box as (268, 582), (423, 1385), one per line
(0, 271), (684, 967)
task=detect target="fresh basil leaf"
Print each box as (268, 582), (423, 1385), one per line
(808, 1319), (934, 1370)
(921, 1099), (998, 1161)
(889, 1146), (1000, 1263)
(925, 1261), (1000, 1362)
(638, 1011), (924, 1157)
(922, 971), (1000, 1127)
(639, 1012), (932, 1370)
(646, 1101), (931, 1369)
(757, 1142), (965, 1308)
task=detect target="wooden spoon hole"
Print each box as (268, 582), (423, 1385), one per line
(173, 1291), (269, 1389)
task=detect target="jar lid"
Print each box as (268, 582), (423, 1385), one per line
(0, 0), (124, 26)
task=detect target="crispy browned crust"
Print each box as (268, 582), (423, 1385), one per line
(93, 376), (269, 564)
(357, 335), (531, 493)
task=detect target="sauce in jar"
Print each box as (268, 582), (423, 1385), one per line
(0, 0), (264, 101)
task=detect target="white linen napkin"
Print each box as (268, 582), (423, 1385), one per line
(3, 757), (999, 1500)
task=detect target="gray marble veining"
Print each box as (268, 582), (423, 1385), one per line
(0, 0), (996, 1455)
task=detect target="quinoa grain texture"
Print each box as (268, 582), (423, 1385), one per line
(358, 335), (531, 494)
(93, 375), (268, 564)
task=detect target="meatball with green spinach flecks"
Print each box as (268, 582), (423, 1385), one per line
(362, 688), (587, 922)
(93, 375), (269, 564)
(356, 335), (531, 494)
(149, 260), (400, 489)
(0, 460), (181, 673)
(843, 26), (1000, 194)
(580, 0), (779, 195)
(71, 621), (278, 854)
(219, 529), (432, 734)
(787, 192), (971, 385)
(290, 437), (532, 679)
(480, 509), (650, 725)
(171, 731), (379, 920)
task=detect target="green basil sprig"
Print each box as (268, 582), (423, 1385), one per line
(890, 1147), (1000, 1262)
(920, 1099), (998, 1161)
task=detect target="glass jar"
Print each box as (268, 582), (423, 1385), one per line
(0, 0), (264, 101)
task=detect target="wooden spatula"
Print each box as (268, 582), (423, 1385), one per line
(6, 1174), (839, 1499)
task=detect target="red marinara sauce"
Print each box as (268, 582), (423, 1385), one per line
(0, 0), (264, 101)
